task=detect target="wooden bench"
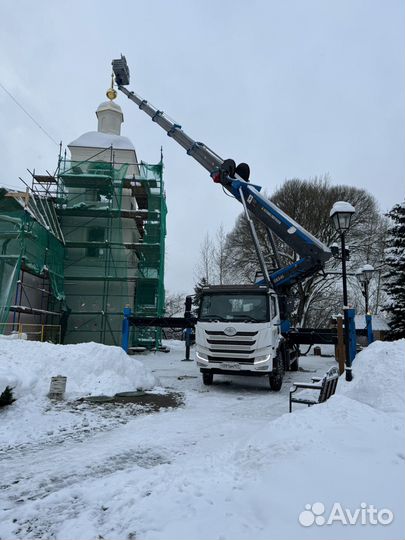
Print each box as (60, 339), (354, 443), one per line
(289, 366), (339, 413)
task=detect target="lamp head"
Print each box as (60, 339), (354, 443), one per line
(356, 268), (366, 284)
(330, 201), (355, 232)
(362, 263), (374, 280)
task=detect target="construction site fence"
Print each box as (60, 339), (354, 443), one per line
(0, 323), (61, 344)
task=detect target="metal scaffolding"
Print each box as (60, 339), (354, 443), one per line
(0, 152), (167, 348)
(55, 154), (166, 346)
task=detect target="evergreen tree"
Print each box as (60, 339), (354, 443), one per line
(383, 201), (405, 339)
(193, 277), (209, 308)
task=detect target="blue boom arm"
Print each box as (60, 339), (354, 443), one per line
(113, 56), (331, 292)
(224, 177), (331, 291)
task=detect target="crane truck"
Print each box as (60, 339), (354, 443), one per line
(112, 56), (332, 391)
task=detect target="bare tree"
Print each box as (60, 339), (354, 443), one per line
(194, 232), (215, 284)
(213, 224), (231, 285)
(165, 292), (186, 317)
(164, 291), (187, 339)
(194, 225), (235, 286)
(224, 176), (388, 327)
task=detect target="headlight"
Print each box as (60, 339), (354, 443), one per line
(196, 352), (208, 362)
(254, 354), (271, 365)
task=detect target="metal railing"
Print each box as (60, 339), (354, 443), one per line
(0, 323), (61, 344)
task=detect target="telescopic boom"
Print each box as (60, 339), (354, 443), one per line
(112, 56), (331, 292)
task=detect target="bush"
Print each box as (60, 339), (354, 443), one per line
(0, 386), (16, 408)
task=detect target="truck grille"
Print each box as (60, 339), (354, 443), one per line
(204, 329), (257, 363)
(205, 330), (258, 337)
(207, 339), (253, 346)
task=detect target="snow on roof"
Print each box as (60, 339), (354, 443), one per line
(355, 315), (390, 331)
(68, 131), (135, 151)
(96, 100), (123, 116)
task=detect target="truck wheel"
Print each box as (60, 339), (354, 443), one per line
(290, 357), (299, 371)
(269, 374), (283, 391)
(202, 372), (214, 385)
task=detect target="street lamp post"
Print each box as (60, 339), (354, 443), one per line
(356, 264), (375, 345)
(330, 201), (356, 381)
(356, 264), (374, 314)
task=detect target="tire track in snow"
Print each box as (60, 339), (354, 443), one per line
(0, 401), (159, 460)
(2, 448), (170, 509)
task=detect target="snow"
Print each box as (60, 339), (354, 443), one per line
(0, 332), (28, 340)
(354, 314), (390, 330)
(68, 131), (135, 151)
(330, 201), (355, 215)
(0, 339), (404, 539)
(362, 263), (375, 273)
(0, 339), (156, 446)
(0, 339), (156, 401)
(96, 101), (123, 115)
(338, 339), (404, 413)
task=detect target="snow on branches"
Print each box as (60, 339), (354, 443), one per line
(383, 201), (405, 339)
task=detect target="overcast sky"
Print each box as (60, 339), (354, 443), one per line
(0, 0), (403, 295)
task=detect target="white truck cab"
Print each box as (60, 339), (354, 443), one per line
(195, 285), (286, 390)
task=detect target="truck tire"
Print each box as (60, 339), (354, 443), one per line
(269, 374), (283, 391)
(269, 353), (283, 391)
(290, 357), (299, 371)
(202, 372), (214, 385)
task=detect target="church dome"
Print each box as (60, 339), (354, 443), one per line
(93, 100), (124, 136)
(96, 100), (124, 121)
(67, 98), (137, 164)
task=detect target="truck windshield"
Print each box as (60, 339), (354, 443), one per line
(199, 293), (269, 322)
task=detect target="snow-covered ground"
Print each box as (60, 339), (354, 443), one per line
(0, 339), (156, 447)
(0, 338), (404, 540)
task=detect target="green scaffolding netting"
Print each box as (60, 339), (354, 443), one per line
(0, 155), (167, 347)
(57, 159), (166, 348)
(0, 255), (22, 326)
(0, 191), (65, 328)
(132, 161), (167, 348)
(57, 160), (130, 346)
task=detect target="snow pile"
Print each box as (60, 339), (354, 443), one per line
(338, 339), (404, 413)
(0, 332), (28, 340)
(0, 339), (157, 447)
(122, 398), (402, 540)
(0, 339), (156, 400)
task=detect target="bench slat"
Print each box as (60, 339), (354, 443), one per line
(289, 366), (339, 412)
(290, 398), (318, 405)
(291, 382), (323, 390)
